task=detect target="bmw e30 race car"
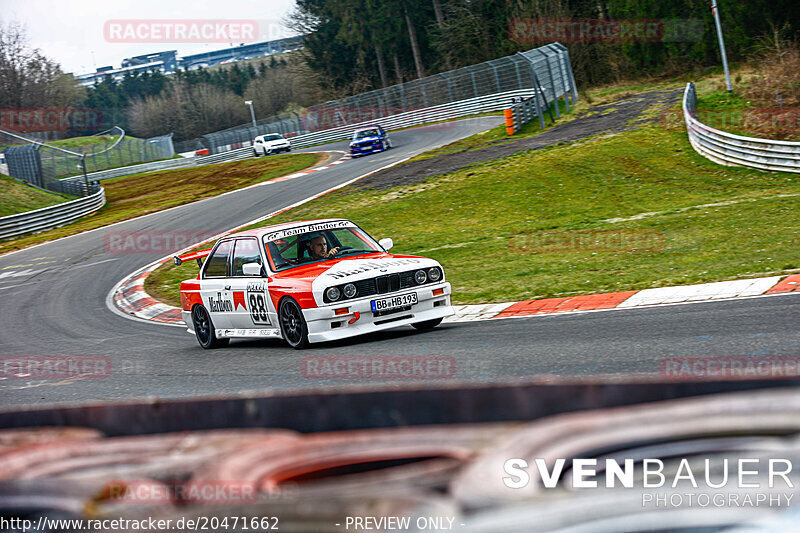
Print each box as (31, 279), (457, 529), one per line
(349, 125), (391, 157)
(175, 219), (453, 349)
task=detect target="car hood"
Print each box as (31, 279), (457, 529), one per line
(350, 136), (381, 145)
(270, 253), (442, 306)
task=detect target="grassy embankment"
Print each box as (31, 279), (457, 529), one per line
(0, 176), (74, 217)
(0, 153), (324, 255)
(148, 74), (800, 307)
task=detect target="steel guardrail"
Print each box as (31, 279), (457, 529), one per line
(683, 82), (800, 173)
(60, 89), (541, 184)
(278, 88), (540, 150)
(19, 88), (560, 240)
(0, 187), (106, 240)
(59, 147), (253, 184)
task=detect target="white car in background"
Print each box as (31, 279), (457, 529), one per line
(253, 133), (292, 156)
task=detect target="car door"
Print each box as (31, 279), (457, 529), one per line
(200, 239), (234, 330)
(228, 237), (275, 330)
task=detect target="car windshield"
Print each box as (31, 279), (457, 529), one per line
(353, 129), (379, 139)
(264, 134), (283, 141)
(263, 224), (382, 271)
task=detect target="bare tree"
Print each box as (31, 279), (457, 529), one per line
(0, 21), (82, 109)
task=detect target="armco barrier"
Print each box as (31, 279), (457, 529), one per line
(60, 89), (540, 184)
(683, 82), (800, 173)
(202, 42), (577, 154)
(59, 147), (253, 184)
(0, 187), (105, 240)
(266, 88), (543, 150)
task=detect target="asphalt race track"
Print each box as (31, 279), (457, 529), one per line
(2, 116), (800, 407)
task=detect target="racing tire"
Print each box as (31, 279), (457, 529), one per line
(191, 305), (230, 349)
(253, 149), (260, 157)
(411, 318), (443, 331)
(279, 298), (309, 349)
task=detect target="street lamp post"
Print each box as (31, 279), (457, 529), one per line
(711, 0), (732, 92)
(244, 100), (257, 128)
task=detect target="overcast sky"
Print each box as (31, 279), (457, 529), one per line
(3, 0), (298, 75)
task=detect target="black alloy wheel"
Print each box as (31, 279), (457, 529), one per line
(191, 305), (229, 349)
(279, 298), (309, 349)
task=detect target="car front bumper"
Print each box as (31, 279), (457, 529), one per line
(302, 282), (453, 343)
(350, 143), (384, 155)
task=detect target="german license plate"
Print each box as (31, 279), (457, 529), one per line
(371, 292), (418, 312)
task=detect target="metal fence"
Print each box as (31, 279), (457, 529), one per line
(3, 131), (175, 195)
(506, 95), (555, 134)
(60, 146), (254, 184)
(683, 82), (800, 173)
(0, 185), (105, 241)
(39, 133), (175, 180)
(199, 42), (577, 154)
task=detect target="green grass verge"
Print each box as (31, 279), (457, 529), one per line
(150, 122), (800, 307)
(0, 176), (74, 217)
(0, 152), (324, 255)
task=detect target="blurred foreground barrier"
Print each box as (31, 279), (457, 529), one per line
(2, 383), (800, 531)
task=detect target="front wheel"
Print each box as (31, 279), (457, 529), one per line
(279, 298), (309, 349)
(253, 149), (260, 157)
(411, 318), (442, 331)
(191, 305), (229, 349)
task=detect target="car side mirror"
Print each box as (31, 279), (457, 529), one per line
(379, 238), (393, 251)
(242, 262), (263, 276)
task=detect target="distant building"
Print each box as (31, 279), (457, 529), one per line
(178, 36), (301, 70)
(122, 51), (178, 71)
(76, 36), (303, 86)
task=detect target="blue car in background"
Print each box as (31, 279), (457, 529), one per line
(349, 125), (392, 157)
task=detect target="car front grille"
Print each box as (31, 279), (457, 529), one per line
(355, 271), (417, 297)
(324, 267), (443, 303)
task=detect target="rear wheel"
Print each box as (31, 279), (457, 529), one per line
(279, 298), (309, 349)
(411, 318), (442, 331)
(191, 305), (229, 349)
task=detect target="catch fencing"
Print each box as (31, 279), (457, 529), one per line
(59, 146), (253, 185)
(200, 42), (577, 153)
(3, 131), (175, 194)
(683, 82), (800, 173)
(39, 133), (175, 180)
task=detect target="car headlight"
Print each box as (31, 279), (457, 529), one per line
(428, 267), (441, 282)
(343, 283), (357, 298)
(414, 270), (427, 284)
(326, 287), (341, 301)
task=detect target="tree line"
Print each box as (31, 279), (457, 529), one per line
(2, 2), (799, 142)
(290, 0), (800, 91)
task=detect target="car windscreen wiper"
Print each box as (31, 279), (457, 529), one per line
(337, 249), (380, 256)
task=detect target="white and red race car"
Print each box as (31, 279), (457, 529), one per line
(176, 219), (454, 349)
